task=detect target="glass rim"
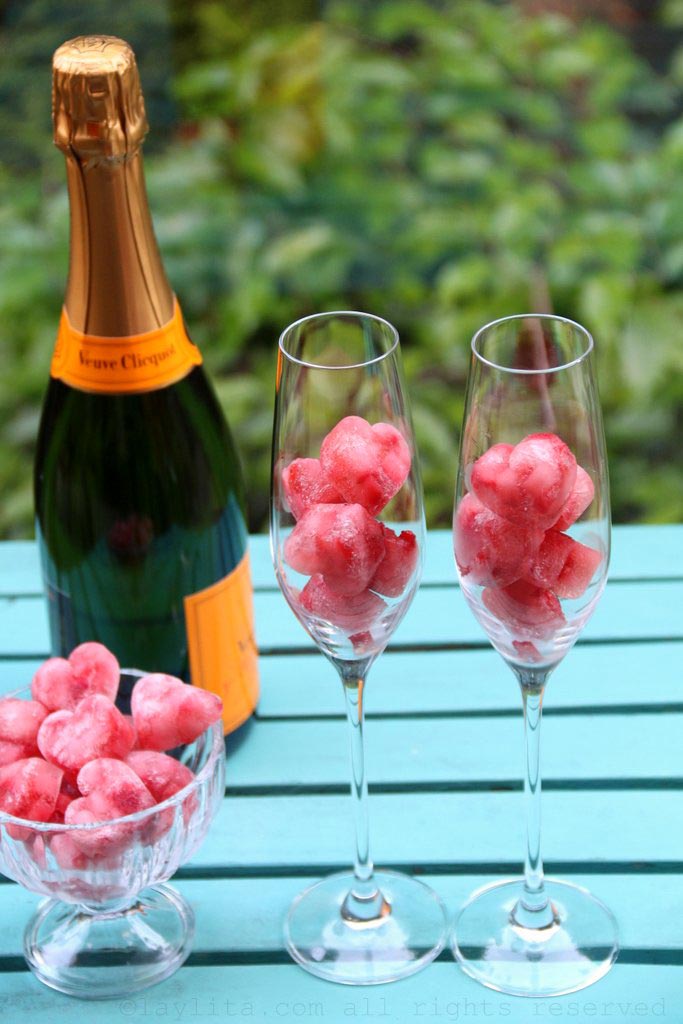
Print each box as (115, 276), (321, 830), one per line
(0, 683), (224, 833)
(471, 313), (594, 375)
(278, 310), (400, 370)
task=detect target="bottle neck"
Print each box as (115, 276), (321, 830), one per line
(64, 151), (174, 336)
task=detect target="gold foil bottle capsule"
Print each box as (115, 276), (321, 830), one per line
(52, 35), (148, 163)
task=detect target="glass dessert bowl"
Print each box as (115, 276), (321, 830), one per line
(0, 671), (225, 1000)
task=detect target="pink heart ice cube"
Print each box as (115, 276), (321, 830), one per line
(0, 757), (63, 838)
(45, 830), (123, 873)
(369, 525), (419, 598)
(285, 503), (385, 596)
(25, 832), (47, 869)
(454, 493), (543, 588)
(554, 539), (603, 599)
(131, 674), (223, 752)
(126, 750), (197, 835)
(0, 698), (48, 749)
(0, 740), (31, 767)
(50, 778), (79, 823)
(65, 797), (135, 858)
(48, 831), (91, 870)
(77, 757), (156, 815)
(525, 531), (602, 599)
(125, 751), (194, 804)
(470, 433), (577, 530)
(31, 641), (119, 712)
(299, 574), (386, 633)
(123, 714), (139, 750)
(482, 580), (566, 640)
(64, 758), (156, 857)
(512, 640), (544, 663)
(0, 699), (48, 766)
(320, 416), (411, 515)
(282, 458), (342, 520)
(552, 465), (595, 531)
(37, 694), (135, 780)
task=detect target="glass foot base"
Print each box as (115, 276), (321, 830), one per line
(285, 869), (447, 985)
(24, 883), (195, 999)
(452, 878), (618, 997)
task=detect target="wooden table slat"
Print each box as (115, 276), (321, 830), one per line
(180, 790), (683, 869)
(256, 640), (683, 717)
(1, 525), (682, 598)
(223, 712), (683, 788)
(0, 873), (681, 958)
(2, 577), (682, 659)
(3, 641), (683, 718)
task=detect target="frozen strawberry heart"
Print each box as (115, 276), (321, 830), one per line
(0, 757), (63, 820)
(282, 458), (342, 520)
(64, 758), (156, 858)
(26, 832), (47, 869)
(37, 693), (135, 780)
(285, 503), (385, 596)
(470, 433), (577, 531)
(300, 574), (386, 633)
(552, 466), (595, 531)
(0, 740), (31, 767)
(320, 416), (411, 515)
(47, 831), (122, 872)
(32, 658), (73, 711)
(77, 757), (156, 815)
(454, 493), (543, 589)
(126, 750), (197, 835)
(482, 580), (566, 640)
(465, 443), (512, 497)
(65, 797), (137, 858)
(50, 779), (79, 823)
(125, 751), (194, 803)
(349, 631), (375, 654)
(131, 674), (223, 752)
(0, 697), (48, 751)
(0, 697), (51, 767)
(512, 640), (544, 663)
(554, 540), (602, 599)
(369, 525), (419, 597)
(0, 699), (48, 766)
(48, 831), (91, 871)
(31, 641), (119, 711)
(0, 758), (63, 841)
(525, 530), (602, 599)
(123, 715), (139, 750)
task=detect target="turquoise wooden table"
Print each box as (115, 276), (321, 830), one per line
(0, 525), (682, 1020)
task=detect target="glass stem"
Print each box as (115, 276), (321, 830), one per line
(512, 670), (556, 931)
(339, 665), (391, 926)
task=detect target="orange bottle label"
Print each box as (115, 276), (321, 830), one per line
(50, 299), (203, 393)
(184, 550), (260, 734)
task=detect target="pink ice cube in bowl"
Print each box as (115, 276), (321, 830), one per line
(0, 670), (225, 1001)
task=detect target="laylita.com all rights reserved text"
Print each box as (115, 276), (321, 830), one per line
(116, 996), (668, 1020)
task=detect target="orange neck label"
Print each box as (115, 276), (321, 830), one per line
(50, 299), (203, 394)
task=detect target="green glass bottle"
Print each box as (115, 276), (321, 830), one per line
(34, 36), (259, 735)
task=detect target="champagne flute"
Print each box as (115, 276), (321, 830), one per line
(270, 311), (447, 985)
(451, 314), (618, 997)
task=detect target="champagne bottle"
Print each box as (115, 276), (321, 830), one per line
(34, 36), (259, 735)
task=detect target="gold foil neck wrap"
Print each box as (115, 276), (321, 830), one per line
(52, 36), (148, 163)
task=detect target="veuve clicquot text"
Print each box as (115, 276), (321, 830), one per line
(34, 36), (259, 734)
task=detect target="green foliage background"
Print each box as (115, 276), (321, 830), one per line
(1, 0), (682, 536)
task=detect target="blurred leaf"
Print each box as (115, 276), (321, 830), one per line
(1, 0), (682, 535)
